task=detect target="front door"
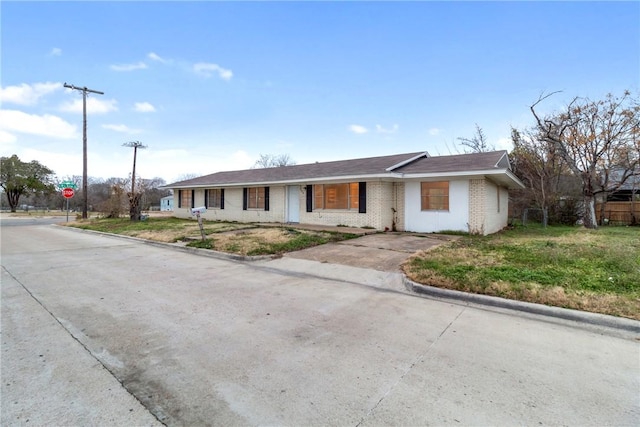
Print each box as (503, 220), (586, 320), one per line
(287, 186), (300, 223)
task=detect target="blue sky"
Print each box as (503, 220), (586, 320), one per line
(1, 1), (638, 184)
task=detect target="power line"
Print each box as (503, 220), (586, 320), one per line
(63, 83), (104, 219)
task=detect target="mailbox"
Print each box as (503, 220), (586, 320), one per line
(191, 206), (207, 215)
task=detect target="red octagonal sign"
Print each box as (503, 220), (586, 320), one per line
(62, 187), (75, 199)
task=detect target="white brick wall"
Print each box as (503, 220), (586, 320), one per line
(173, 187), (286, 223)
(171, 178), (509, 235)
(468, 179), (485, 234)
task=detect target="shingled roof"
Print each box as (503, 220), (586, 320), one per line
(168, 150), (523, 189)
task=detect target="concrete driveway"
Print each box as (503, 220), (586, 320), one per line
(284, 232), (459, 272)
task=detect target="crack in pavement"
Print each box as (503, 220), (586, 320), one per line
(354, 307), (467, 427)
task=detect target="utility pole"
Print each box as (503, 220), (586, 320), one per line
(123, 141), (147, 220)
(64, 83), (104, 219)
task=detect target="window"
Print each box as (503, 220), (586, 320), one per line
(243, 187), (269, 210)
(421, 181), (449, 211)
(207, 189), (224, 209)
(248, 187), (264, 209)
(313, 183), (359, 210)
(179, 190), (193, 209)
(497, 186), (501, 213)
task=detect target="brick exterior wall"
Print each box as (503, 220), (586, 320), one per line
(468, 178), (508, 235)
(299, 181), (388, 229)
(173, 187), (286, 223)
(468, 179), (486, 234)
(392, 182), (405, 231)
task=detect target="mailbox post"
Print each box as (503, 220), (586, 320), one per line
(191, 207), (207, 241)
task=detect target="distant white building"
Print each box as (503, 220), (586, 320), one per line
(160, 195), (174, 211)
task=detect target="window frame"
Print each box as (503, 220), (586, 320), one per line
(313, 182), (360, 211)
(207, 189), (224, 209)
(420, 181), (450, 211)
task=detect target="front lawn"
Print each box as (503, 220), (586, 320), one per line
(403, 226), (640, 320)
(64, 217), (359, 255)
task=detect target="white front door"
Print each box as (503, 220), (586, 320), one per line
(287, 186), (300, 223)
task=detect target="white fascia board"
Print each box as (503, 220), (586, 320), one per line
(167, 173), (397, 189)
(399, 168), (525, 189)
(385, 152), (429, 171)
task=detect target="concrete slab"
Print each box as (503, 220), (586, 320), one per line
(285, 232), (459, 272)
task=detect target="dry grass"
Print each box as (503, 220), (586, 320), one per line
(404, 226), (640, 320)
(209, 228), (301, 255)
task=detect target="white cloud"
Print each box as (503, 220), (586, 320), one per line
(193, 63), (233, 80)
(348, 125), (368, 134)
(376, 124), (398, 134)
(102, 124), (142, 134)
(134, 102), (156, 113)
(428, 128), (441, 136)
(59, 97), (118, 114)
(0, 109), (77, 139)
(147, 52), (168, 64)
(496, 137), (513, 150)
(0, 130), (17, 147)
(110, 61), (148, 72)
(0, 82), (62, 106)
(49, 47), (62, 57)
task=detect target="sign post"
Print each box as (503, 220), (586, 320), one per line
(59, 184), (76, 222)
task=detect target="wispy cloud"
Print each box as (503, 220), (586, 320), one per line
(59, 97), (118, 114)
(134, 102), (156, 113)
(0, 110), (77, 139)
(376, 124), (398, 134)
(110, 61), (148, 72)
(348, 125), (369, 134)
(0, 82), (62, 106)
(102, 124), (142, 134)
(193, 63), (233, 80)
(49, 47), (62, 57)
(147, 52), (169, 64)
(428, 128), (441, 136)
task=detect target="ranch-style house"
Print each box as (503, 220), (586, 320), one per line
(166, 150), (524, 235)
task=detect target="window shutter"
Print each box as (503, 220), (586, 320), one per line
(243, 188), (248, 210)
(359, 182), (366, 213)
(191, 190), (195, 208)
(204, 190), (209, 208)
(220, 189), (225, 210)
(306, 185), (313, 212)
(178, 190), (182, 208)
(264, 187), (270, 211)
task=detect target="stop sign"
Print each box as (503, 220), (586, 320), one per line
(62, 187), (75, 199)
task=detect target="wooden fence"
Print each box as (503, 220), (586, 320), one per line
(595, 202), (639, 225)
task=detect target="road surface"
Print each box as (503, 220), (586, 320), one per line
(1, 218), (639, 426)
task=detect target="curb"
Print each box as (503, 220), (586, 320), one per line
(403, 277), (640, 334)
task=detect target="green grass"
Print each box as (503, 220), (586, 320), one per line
(404, 225), (640, 319)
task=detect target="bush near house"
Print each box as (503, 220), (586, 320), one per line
(403, 225), (640, 320)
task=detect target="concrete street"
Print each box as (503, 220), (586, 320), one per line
(1, 217), (639, 426)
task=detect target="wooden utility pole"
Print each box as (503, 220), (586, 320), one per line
(64, 83), (104, 219)
(123, 141), (147, 220)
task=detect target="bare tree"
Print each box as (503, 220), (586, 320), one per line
(530, 91), (640, 228)
(457, 124), (495, 153)
(252, 154), (296, 168)
(510, 127), (581, 224)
